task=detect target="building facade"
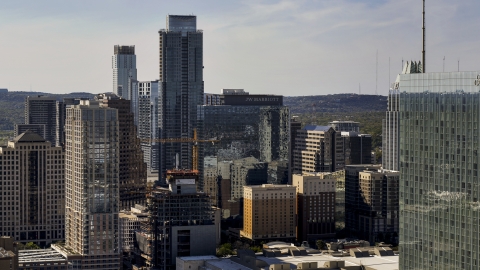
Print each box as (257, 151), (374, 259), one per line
(329, 121), (360, 133)
(341, 132), (372, 165)
(131, 80), (160, 172)
(64, 100), (120, 269)
(158, 15), (204, 179)
(24, 96), (57, 145)
(113, 45), (137, 99)
(241, 184), (296, 242)
(0, 131), (65, 247)
(289, 116), (302, 184)
(96, 93), (147, 210)
(293, 173), (336, 243)
(382, 89), (400, 171)
(292, 125), (344, 174)
(399, 71), (480, 269)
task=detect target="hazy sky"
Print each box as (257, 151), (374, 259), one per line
(1, 0), (479, 96)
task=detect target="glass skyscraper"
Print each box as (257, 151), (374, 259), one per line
(158, 15), (203, 180)
(399, 71), (480, 269)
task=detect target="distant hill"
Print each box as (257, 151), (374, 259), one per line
(284, 94), (387, 114)
(0, 91), (95, 130)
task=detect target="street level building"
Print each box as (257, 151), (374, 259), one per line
(113, 45), (137, 99)
(399, 71), (480, 269)
(292, 125), (344, 174)
(63, 99), (120, 269)
(293, 173), (336, 243)
(0, 131), (65, 247)
(158, 15), (204, 179)
(96, 93), (147, 210)
(241, 184), (296, 243)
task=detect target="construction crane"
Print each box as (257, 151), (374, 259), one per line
(140, 128), (219, 171)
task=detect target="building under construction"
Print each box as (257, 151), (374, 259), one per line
(133, 169), (217, 270)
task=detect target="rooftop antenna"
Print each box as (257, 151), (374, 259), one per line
(376, 50), (378, 95)
(422, 0), (426, 73)
(389, 57), (391, 90)
(359, 83), (361, 95)
(458, 59), (460, 71)
(443, 56), (445, 72)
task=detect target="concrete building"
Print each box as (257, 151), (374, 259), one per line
(329, 121), (360, 133)
(63, 99), (120, 269)
(131, 80), (159, 172)
(341, 132), (372, 165)
(292, 125), (344, 174)
(113, 45), (137, 99)
(399, 71), (480, 269)
(158, 15), (204, 179)
(24, 96), (57, 145)
(96, 93), (147, 210)
(0, 236), (18, 270)
(345, 165), (399, 245)
(293, 173), (336, 243)
(55, 98), (88, 148)
(134, 169), (216, 270)
(241, 184), (296, 243)
(0, 131), (65, 247)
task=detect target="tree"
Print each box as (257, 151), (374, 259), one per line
(25, 242), (41, 250)
(217, 243), (233, 257)
(316, 240), (326, 250)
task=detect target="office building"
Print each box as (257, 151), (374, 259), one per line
(63, 100), (120, 269)
(399, 71), (480, 269)
(293, 173), (336, 243)
(134, 169), (216, 270)
(55, 98), (89, 148)
(14, 124), (46, 139)
(329, 121), (360, 133)
(289, 116), (302, 184)
(96, 93), (147, 210)
(341, 132), (372, 165)
(240, 184), (296, 243)
(198, 93), (289, 216)
(113, 45), (137, 99)
(131, 80), (160, 172)
(24, 96), (57, 145)
(345, 165), (399, 245)
(292, 125), (344, 174)
(158, 15), (204, 178)
(0, 131), (65, 247)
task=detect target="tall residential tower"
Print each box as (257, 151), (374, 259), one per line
(158, 15), (204, 180)
(113, 45), (137, 99)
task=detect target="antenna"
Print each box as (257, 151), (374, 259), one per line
(359, 83), (361, 95)
(458, 59), (460, 71)
(389, 57), (391, 90)
(443, 56), (445, 72)
(376, 50), (378, 95)
(422, 0), (426, 73)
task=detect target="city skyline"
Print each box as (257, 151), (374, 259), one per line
(1, 0), (479, 96)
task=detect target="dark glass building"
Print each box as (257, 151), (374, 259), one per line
(399, 71), (480, 269)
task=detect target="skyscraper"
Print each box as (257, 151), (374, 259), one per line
(0, 130), (65, 247)
(24, 95), (57, 145)
(96, 93), (147, 210)
(399, 71), (480, 269)
(63, 100), (120, 269)
(131, 80), (160, 172)
(113, 45), (137, 99)
(158, 15), (204, 179)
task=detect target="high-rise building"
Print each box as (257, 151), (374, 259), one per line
(341, 132), (372, 165)
(56, 98), (88, 148)
(329, 121), (360, 133)
(382, 61), (422, 171)
(345, 165), (399, 245)
(293, 173), (336, 243)
(399, 71), (480, 269)
(289, 116), (302, 184)
(158, 15), (204, 179)
(14, 124), (46, 139)
(131, 80), (160, 172)
(197, 93), (289, 216)
(134, 169), (216, 270)
(63, 100), (120, 269)
(113, 45), (137, 99)
(240, 184), (296, 243)
(0, 131), (65, 247)
(25, 95), (57, 145)
(292, 125), (344, 174)
(96, 93), (147, 210)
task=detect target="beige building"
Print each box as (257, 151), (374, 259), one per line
(293, 173), (336, 243)
(241, 184), (296, 242)
(63, 100), (120, 269)
(292, 126), (344, 174)
(0, 131), (65, 247)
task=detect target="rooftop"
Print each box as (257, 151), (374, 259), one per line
(18, 248), (67, 263)
(303, 125), (332, 132)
